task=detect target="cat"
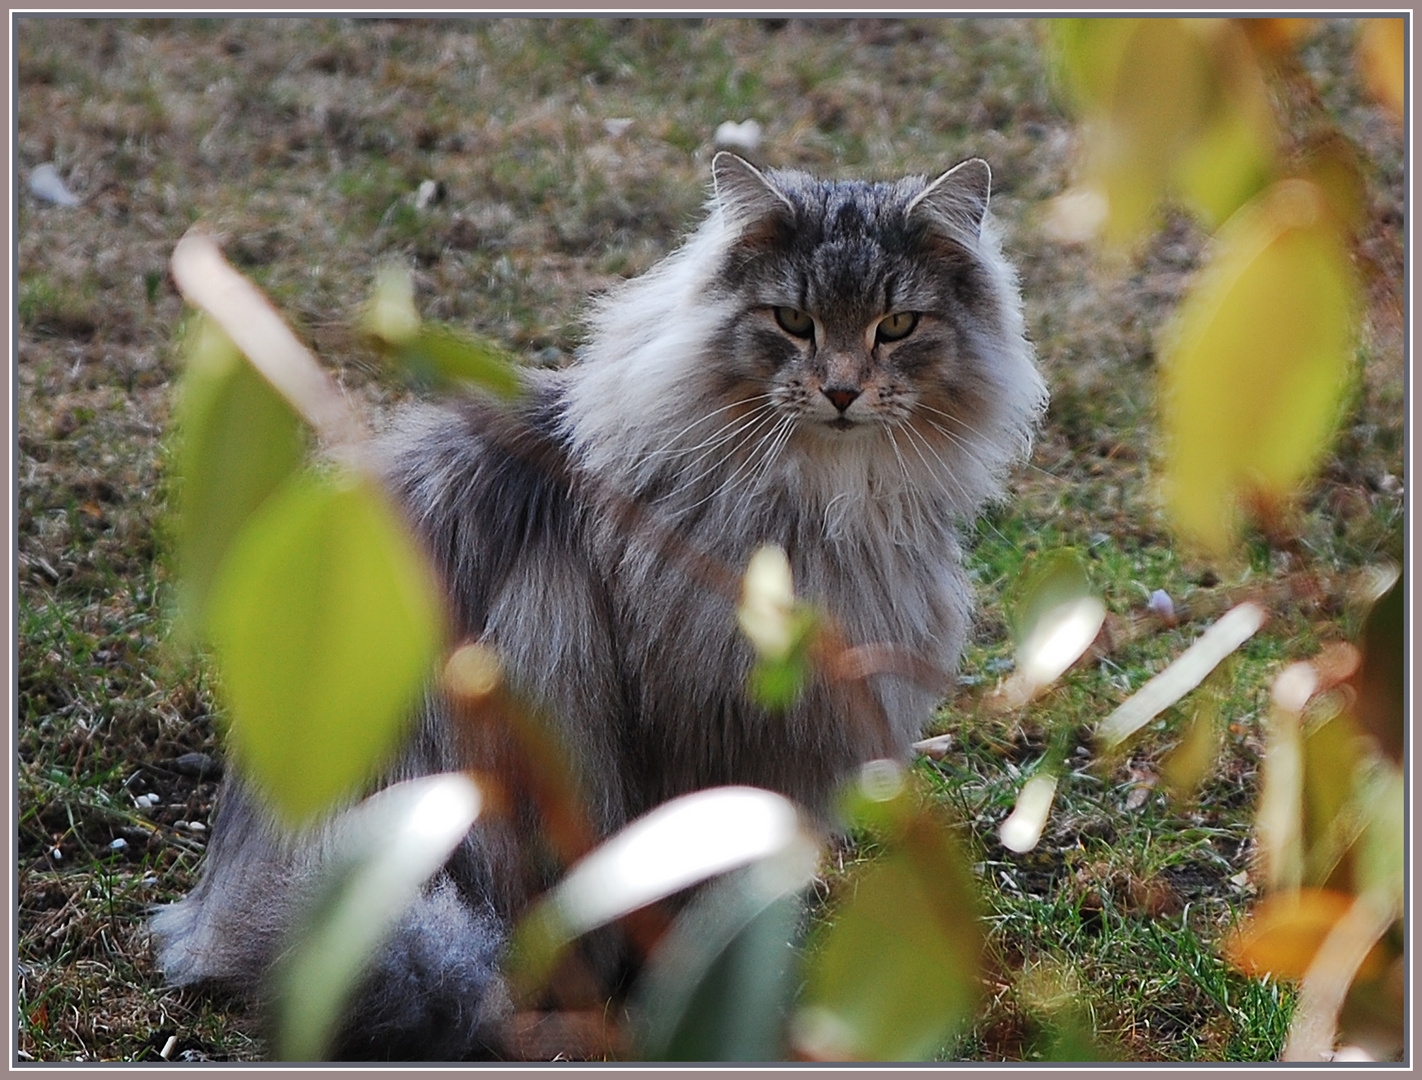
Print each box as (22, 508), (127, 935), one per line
(149, 152), (1047, 1061)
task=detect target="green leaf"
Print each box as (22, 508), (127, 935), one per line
(172, 315), (305, 632)
(738, 545), (819, 710)
(1300, 709), (1367, 888)
(633, 869), (804, 1062)
(1353, 763), (1404, 905)
(363, 264), (524, 399)
(1161, 179), (1358, 555)
(1006, 548), (1104, 695)
(508, 787), (819, 1001)
(273, 773), (484, 1061)
(396, 326), (525, 399)
(1161, 696), (1225, 802)
(749, 653), (812, 711)
(1351, 572), (1404, 763)
(796, 805), (981, 1061)
(206, 471), (443, 825)
(1039, 1010), (1113, 1062)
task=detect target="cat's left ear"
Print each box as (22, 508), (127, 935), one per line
(907, 158), (991, 241)
(712, 152), (795, 237)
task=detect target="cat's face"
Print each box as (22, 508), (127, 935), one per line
(705, 154), (1024, 473)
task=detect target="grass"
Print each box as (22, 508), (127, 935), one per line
(14, 16), (1404, 1062)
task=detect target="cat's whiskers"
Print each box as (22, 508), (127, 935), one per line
(729, 413), (797, 521)
(919, 415), (1057, 497)
(640, 394), (778, 460)
(905, 420), (1024, 550)
(668, 402), (783, 481)
(677, 414), (794, 520)
(899, 420), (976, 510)
(914, 402), (1057, 482)
(920, 417), (990, 466)
(882, 422), (914, 488)
(913, 402), (1002, 459)
(672, 407), (790, 515)
(914, 409), (1019, 481)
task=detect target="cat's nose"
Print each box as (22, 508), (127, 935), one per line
(822, 386), (861, 413)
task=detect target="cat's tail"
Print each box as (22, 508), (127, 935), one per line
(149, 778), (513, 1061)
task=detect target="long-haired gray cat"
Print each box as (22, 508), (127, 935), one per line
(150, 153), (1046, 1060)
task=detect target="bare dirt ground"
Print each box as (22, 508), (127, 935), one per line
(15, 17), (1404, 1062)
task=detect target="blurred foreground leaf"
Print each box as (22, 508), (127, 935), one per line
(1358, 18), (1405, 121)
(739, 545), (819, 710)
(995, 548), (1104, 709)
(1224, 887), (1387, 983)
(1351, 763), (1404, 907)
(273, 773), (484, 1060)
(172, 315), (305, 632)
(1097, 602), (1266, 750)
(206, 471), (443, 824)
(997, 771), (1060, 855)
(1300, 707), (1367, 889)
(1016, 961), (1115, 1061)
(1282, 886), (1401, 1062)
(1048, 18), (1275, 245)
(1160, 695), (1226, 801)
(1254, 662), (1312, 892)
(171, 232), (366, 445)
(796, 783), (981, 1061)
(364, 264), (524, 398)
(509, 787), (819, 1001)
(633, 868), (806, 1061)
(1240, 641), (1404, 1060)
(1349, 572), (1403, 763)
(1160, 179), (1358, 555)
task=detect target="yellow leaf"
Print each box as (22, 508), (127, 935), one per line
(1160, 179), (1358, 555)
(1045, 18), (1137, 113)
(1295, 132), (1369, 234)
(1161, 698), (1224, 801)
(1049, 19), (1276, 246)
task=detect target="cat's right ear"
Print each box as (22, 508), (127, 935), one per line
(907, 158), (992, 242)
(712, 152), (795, 240)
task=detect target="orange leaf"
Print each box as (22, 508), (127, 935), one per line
(1358, 19), (1405, 122)
(1235, 17), (1316, 55)
(1225, 888), (1386, 982)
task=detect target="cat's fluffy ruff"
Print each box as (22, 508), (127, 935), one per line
(150, 154), (1046, 1060)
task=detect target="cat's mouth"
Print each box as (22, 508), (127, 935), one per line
(824, 417), (858, 432)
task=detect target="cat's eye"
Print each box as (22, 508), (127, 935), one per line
(774, 307), (815, 339)
(876, 312), (919, 343)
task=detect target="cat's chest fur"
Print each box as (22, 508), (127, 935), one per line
(578, 442), (970, 817)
